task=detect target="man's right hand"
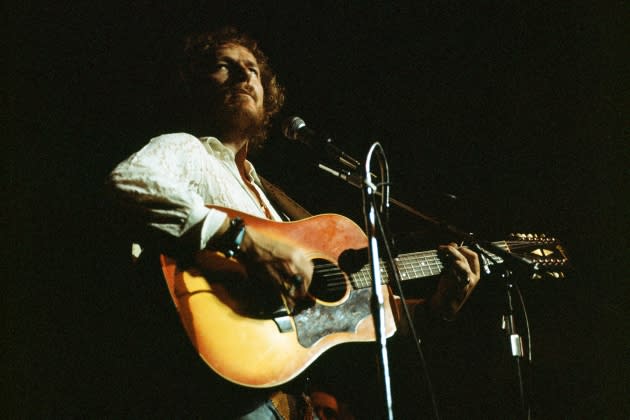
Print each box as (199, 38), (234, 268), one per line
(237, 225), (314, 311)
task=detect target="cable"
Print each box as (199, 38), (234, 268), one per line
(372, 195), (441, 420)
(514, 282), (532, 363)
(363, 141), (440, 420)
(514, 282), (533, 420)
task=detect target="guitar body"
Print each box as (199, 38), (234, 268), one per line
(160, 206), (397, 388)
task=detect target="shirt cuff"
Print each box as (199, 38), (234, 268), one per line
(199, 208), (229, 250)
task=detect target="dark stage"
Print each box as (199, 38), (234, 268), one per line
(7, 1), (628, 418)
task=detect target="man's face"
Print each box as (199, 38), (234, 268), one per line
(203, 43), (265, 129)
(310, 391), (340, 420)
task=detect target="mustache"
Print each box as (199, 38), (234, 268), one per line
(223, 86), (257, 101)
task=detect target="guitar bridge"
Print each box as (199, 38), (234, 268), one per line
(271, 306), (294, 333)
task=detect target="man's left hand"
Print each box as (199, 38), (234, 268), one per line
(429, 243), (481, 320)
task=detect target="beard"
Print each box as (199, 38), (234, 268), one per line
(203, 87), (266, 144)
(215, 101), (264, 139)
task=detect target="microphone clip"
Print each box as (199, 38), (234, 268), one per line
(317, 163), (364, 188)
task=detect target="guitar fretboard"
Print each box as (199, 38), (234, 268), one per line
(350, 241), (508, 289)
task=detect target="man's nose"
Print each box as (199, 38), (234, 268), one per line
(232, 63), (251, 83)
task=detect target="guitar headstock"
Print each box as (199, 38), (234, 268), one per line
(506, 233), (570, 279)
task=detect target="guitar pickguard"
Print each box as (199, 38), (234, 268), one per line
(293, 288), (372, 348)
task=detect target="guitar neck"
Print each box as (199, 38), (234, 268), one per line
(350, 241), (508, 289)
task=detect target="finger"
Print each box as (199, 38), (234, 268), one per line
(439, 244), (477, 288)
(283, 293), (297, 313)
(440, 244), (469, 272)
(437, 243), (460, 261)
(284, 268), (311, 297)
(288, 254), (314, 292)
(291, 273), (303, 286)
(294, 252), (314, 280)
(438, 243), (468, 283)
(289, 273), (308, 296)
(441, 244), (478, 273)
(458, 246), (481, 281)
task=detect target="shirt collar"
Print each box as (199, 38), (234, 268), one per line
(200, 136), (260, 184)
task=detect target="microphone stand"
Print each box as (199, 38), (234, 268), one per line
(476, 245), (533, 420)
(502, 271), (529, 420)
(320, 153), (443, 420)
(317, 164), (471, 234)
(362, 142), (394, 420)
(317, 162), (538, 419)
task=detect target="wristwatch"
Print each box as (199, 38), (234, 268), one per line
(214, 217), (246, 258)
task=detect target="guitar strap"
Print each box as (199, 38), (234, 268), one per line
(258, 176), (312, 221)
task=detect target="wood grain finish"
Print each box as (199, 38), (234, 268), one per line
(161, 206), (397, 388)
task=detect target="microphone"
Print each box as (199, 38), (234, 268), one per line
(281, 116), (360, 170)
(281, 116), (320, 144)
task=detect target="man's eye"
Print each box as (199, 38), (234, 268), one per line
(249, 68), (259, 76)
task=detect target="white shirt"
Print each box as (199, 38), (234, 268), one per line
(108, 133), (282, 251)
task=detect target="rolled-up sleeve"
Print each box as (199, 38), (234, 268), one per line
(107, 133), (227, 252)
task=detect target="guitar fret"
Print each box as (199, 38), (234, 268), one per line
(399, 252), (443, 279)
(348, 240), (531, 290)
(350, 250), (446, 289)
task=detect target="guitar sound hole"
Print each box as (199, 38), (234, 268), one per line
(308, 258), (348, 303)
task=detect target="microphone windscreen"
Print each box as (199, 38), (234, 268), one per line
(281, 116), (306, 140)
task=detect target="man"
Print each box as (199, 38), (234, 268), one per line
(108, 27), (480, 419)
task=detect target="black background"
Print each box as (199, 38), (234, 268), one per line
(7, 1), (628, 418)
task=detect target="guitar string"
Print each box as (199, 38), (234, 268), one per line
(312, 255), (445, 291)
(310, 241), (560, 292)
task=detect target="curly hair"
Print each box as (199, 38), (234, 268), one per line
(179, 27), (285, 146)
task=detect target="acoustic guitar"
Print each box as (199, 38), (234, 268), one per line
(160, 206), (567, 388)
